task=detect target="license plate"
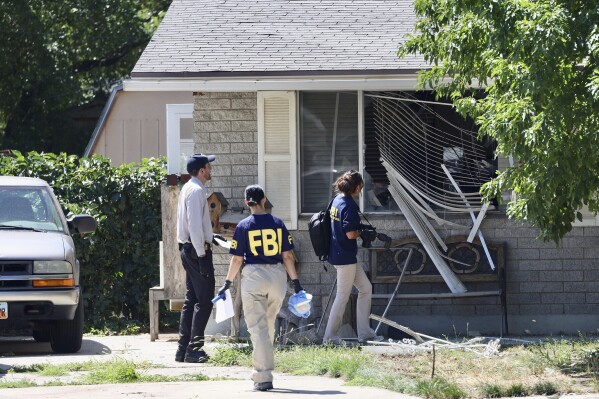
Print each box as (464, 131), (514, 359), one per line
(0, 302), (7, 319)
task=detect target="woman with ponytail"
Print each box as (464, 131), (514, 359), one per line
(322, 170), (383, 344)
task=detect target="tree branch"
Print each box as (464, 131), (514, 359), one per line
(72, 38), (148, 73)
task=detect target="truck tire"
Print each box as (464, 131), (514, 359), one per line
(50, 300), (84, 353)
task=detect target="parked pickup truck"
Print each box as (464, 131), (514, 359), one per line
(0, 176), (96, 353)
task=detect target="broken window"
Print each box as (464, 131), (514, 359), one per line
(298, 91), (496, 214)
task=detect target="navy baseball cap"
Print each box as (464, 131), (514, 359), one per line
(186, 153), (215, 174)
(245, 184), (265, 206)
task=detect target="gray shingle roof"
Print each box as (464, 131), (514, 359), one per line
(132, 0), (425, 77)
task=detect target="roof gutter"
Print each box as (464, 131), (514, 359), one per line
(83, 84), (122, 157)
(123, 72), (424, 92)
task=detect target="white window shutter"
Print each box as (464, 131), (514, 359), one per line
(257, 91), (298, 229)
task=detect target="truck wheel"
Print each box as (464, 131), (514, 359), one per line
(32, 325), (51, 342)
(50, 300), (84, 353)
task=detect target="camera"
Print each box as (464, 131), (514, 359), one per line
(360, 226), (378, 248)
(359, 224), (392, 249)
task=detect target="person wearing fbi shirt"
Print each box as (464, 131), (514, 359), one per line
(218, 184), (303, 392)
(176, 153), (222, 363)
(322, 170), (383, 345)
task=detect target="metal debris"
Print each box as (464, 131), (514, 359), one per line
(369, 314), (501, 358)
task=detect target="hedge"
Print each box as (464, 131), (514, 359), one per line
(0, 151), (166, 331)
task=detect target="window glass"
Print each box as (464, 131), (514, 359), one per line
(363, 94), (400, 212)
(0, 187), (65, 232)
(298, 91), (495, 214)
(300, 92), (359, 213)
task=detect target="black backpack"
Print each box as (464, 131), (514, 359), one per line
(308, 198), (334, 262)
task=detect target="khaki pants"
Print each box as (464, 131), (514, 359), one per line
(241, 263), (287, 383)
(323, 263), (377, 342)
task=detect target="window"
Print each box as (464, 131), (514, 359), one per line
(0, 187), (64, 232)
(166, 104), (194, 175)
(299, 91), (496, 214)
(299, 92), (359, 213)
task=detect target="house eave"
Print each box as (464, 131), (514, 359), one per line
(124, 70), (428, 92)
(83, 84), (123, 158)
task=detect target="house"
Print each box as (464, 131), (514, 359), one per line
(84, 84), (193, 168)
(127, 0), (599, 336)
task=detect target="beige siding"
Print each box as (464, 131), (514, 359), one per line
(89, 91), (193, 166)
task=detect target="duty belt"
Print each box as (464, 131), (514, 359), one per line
(179, 242), (212, 251)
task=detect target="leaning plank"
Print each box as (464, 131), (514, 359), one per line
(386, 181), (467, 293)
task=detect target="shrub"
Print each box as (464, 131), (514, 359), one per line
(480, 383), (504, 398)
(531, 381), (558, 395)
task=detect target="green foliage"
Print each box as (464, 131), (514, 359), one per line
(526, 337), (599, 378)
(0, 0), (171, 154)
(209, 344), (253, 367)
(532, 381), (558, 395)
(415, 377), (466, 399)
(583, 347), (599, 375)
(480, 383), (503, 398)
(400, 0), (599, 242)
(82, 359), (139, 384)
(505, 383), (527, 397)
(0, 379), (37, 388)
(3, 359), (211, 387)
(0, 151), (166, 331)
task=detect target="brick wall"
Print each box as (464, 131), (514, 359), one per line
(280, 216), (599, 336)
(193, 92), (258, 208)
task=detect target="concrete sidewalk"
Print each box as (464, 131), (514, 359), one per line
(0, 333), (415, 399)
(0, 376), (410, 399)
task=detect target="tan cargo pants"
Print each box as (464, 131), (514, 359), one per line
(323, 263), (377, 342)
(241, 263), (287, 383)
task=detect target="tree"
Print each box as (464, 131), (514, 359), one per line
(399, 0), (599, 242)
(0, 0), (171, 154)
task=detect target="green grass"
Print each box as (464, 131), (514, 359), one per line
(78, 359), (140, 384)
(7, 364), (45, 373)
(505, 383), (527, 397)
(208, 344), (252, 366)
(531, 381), (558, 395)
(209, 337), (599, 398)
(211, 344), (463, 398)
(415, 377), (466, 399)
(0, 379), (38, 388)
(0, 358), (211, 388)
(480, 383), (503, 398)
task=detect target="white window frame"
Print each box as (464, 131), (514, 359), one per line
(166, 103), (194, 175)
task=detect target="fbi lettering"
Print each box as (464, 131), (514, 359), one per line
(248, 228), (284, 256)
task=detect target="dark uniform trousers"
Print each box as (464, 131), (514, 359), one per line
(178, 242), (215, 351)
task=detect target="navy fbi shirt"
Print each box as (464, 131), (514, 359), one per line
(229, 213), (294, 264)
(328, 194), (360, 265)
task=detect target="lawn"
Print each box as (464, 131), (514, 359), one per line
(210, 336), (599, 399)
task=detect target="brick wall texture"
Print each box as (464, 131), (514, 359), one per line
(193, 92), (599, 336)
(193, 92), (258, 208)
